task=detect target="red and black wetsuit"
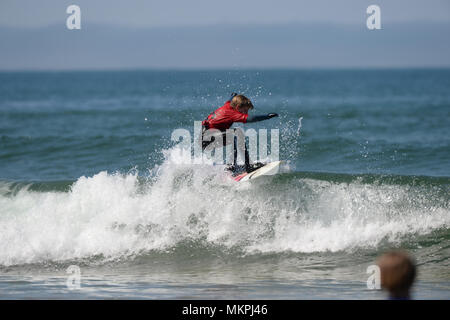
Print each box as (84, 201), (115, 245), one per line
(201, 95), (276, 150)
(202, 100), (248, 132)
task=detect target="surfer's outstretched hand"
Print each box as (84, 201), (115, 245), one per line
(246, 112), (279, 123)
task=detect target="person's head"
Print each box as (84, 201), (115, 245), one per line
(230, 94), (254, 114)
(377, 250), (416, 299)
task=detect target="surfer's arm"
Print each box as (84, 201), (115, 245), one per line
(246, 113), (278, 123)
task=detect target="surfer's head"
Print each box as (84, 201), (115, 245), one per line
(377, 250), (416, 299)
(231, 94), (254, 114)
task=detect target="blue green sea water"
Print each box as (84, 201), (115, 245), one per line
(0, 69), (449, 299)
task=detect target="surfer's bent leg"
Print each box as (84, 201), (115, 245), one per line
(201, 126), (220, 151)
(201, 127), (250, 171)
(232, 128), (250, 171)
(201, 127), (227, 164)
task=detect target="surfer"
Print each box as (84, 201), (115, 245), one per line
(201, 93), (278, 173)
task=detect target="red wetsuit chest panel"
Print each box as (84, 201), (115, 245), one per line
(202, 101), (248, 131)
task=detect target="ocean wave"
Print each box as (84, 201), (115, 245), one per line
(0, 150), (448, 266)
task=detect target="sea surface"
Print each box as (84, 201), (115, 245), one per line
(0, 69), (449, 299)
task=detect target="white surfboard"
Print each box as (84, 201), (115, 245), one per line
(232, 161), (283, 182)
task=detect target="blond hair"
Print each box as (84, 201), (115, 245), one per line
(230, 94), (254, 110)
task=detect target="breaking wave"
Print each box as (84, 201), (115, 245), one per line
(0, 148), (448, 266)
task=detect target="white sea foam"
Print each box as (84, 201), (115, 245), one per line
(0, 148), (448, 266)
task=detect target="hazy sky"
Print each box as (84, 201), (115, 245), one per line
(1, 0), (450, 69)
(1, 0), (449, 28)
